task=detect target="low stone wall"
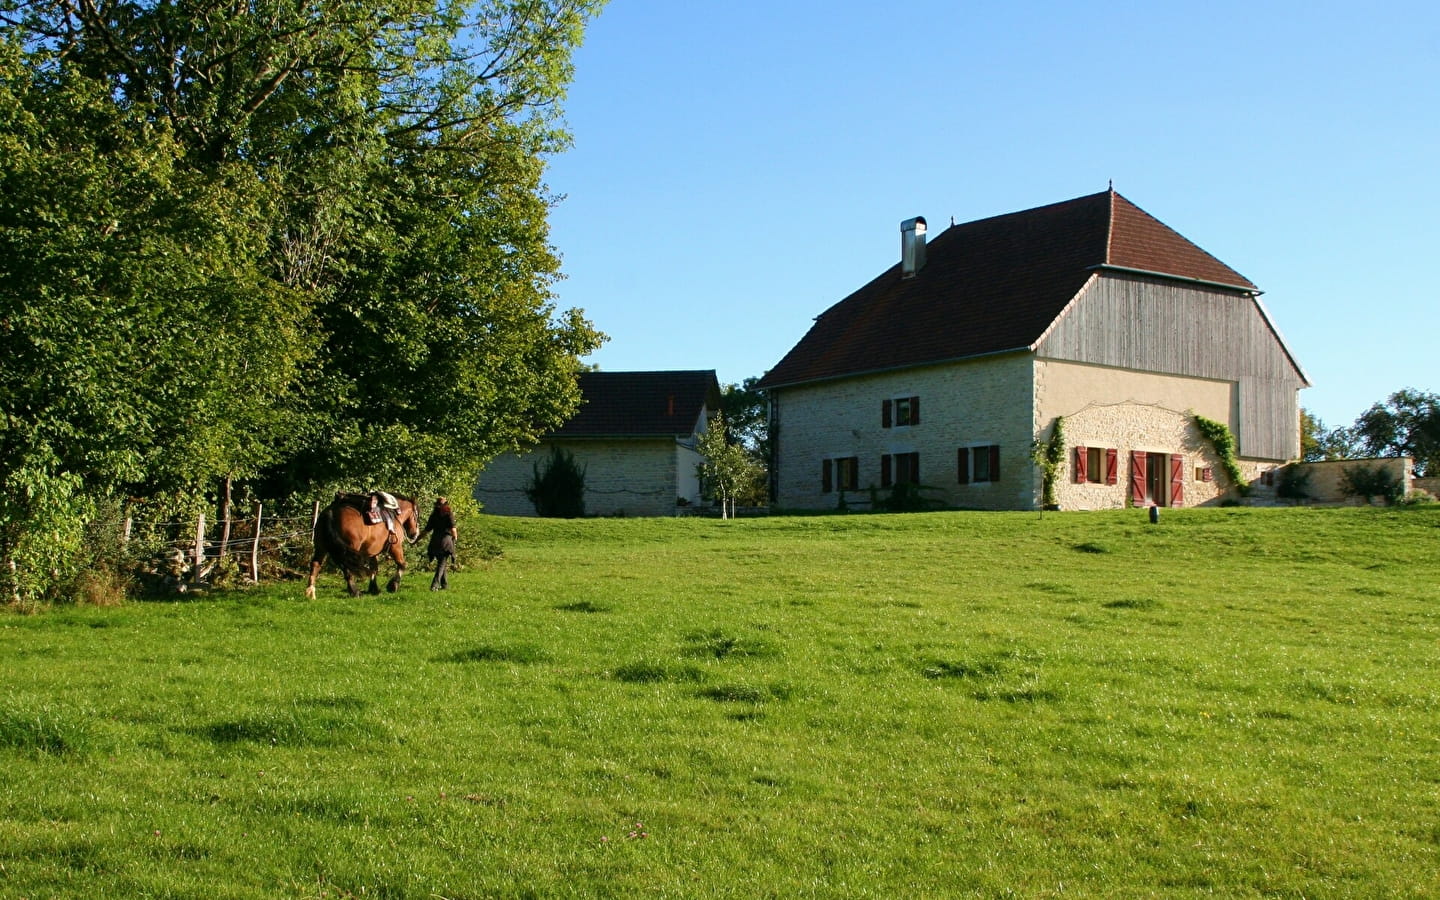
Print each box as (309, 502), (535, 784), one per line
(1280, 458), (1413, 505)
(1413, 476), (1440, 499)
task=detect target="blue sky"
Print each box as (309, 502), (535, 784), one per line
(543, 1), (1439, 431)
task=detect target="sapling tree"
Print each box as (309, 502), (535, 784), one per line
(696, 415), (763, 519)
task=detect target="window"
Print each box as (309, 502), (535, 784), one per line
(880, 452), (919, 487)
(1073, 446), (1119, 484)
(882, 396), (920, 428)
(958, 445), (1000, 484)
(822, 456), (859, 493)
(1196, 466), (1213, 483)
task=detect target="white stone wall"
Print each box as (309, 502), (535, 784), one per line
(1285, 458), (1414, 505)
(772, 353), (1036, 510)
(474, 438), (691, 517)
(1047, 401), (1226, 509)
(1035, 360), (1283, 508)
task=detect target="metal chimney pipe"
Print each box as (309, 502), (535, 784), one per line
(901, 216), (927, 278)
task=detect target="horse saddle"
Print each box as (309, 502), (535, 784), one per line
(338, 491), (399, 529)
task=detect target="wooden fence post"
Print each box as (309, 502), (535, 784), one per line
(250, 501), (263, 584)
(311, 500), (321, 540)
(218, 476), (232, 561)
(192, 513), (206, 586)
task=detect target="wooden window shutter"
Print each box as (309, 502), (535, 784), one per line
(822, 458), (833, 493)
(989, 445), (1001, 482)
(1170, 454), (1185, 507)
(881, 454), (892, 488)
(1105, 448), (1119, 485)
(882, 399), (892, 429)
(910, 396), (920, 425)
(957, 447), (970, 484)
(911, 452), (920, 485)
(1130, 451), (1147, 504)
(1073, 446), (1088, 483)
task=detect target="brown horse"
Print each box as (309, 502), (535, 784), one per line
(305, 493), (421, 599)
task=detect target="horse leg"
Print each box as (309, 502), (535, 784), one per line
(305, 554), (324, 600)
(387, 545), (405, 593)
(344, 566), (362, 597)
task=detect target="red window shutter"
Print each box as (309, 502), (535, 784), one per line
(1074, 446), (1088, 483)
(882, 399), (892, 428)
(1105, 448), (1119, 485)
(1170, 454), (1185, 507)
(910, 396), (920, 425)
(989, 445), (1000, 482)
(1130, 451), (1147, 504)
(881, 454), (892, 488)
(957, 447), (970, 484)
(822, 458), (833, 493)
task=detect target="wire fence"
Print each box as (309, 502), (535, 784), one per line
(91, 500), (323, 590)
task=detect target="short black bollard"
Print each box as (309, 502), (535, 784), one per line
(1148, 505), (1159, 524)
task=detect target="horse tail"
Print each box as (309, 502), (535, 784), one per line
(315, 503), (368, 573)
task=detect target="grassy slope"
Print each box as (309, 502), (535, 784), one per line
(2, 507), (1438, 898)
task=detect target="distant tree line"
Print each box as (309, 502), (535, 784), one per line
(1, 0), (607, 603)
(1302, 389), (1440, 476)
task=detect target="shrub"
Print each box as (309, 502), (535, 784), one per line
(1340, 464), (1403, 505)
(1276, 465), (1312, 501)
(879, 482), (944, 512)
(526, 446), (586, 518)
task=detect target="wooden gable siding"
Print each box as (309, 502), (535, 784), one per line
(1036, 273), (1304, 460)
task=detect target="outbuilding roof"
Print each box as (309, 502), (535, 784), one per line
(550, 370), (722, 439)
(756, 190), (1262, 390)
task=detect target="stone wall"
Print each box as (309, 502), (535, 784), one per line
(474, 438), (695, 517)
(1044, 401), (1275, 509)
(772, 353), (1035, 510)
(1281, 458), (1414, 505)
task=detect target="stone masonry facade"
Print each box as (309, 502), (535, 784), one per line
(774, 354), (1288, 512)
(772, 353), (1036, 511)
(475, 438), (703, 517)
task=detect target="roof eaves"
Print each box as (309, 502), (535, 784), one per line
(757, 347), (1035, 392)
(1089, 264), (1258, 295)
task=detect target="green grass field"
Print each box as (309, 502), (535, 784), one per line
(3, 507), (1438, 898)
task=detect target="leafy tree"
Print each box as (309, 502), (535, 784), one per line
(0, 1), (607, 602)
(1300, 408), (1358, 462)
(718, 377), (770, 506)
(1349, 389), (1440, 477)
(720, 377), (770, 460)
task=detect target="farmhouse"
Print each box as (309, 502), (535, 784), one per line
(474, 370), (722, 517)
(755, 189), (1309, 511)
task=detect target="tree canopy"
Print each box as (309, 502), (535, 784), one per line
(1, 0), (606, 601)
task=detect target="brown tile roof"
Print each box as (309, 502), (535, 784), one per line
(550, 370), (722, 439)
(756, 191), (1258, 390)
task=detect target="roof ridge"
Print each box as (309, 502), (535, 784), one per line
(1105, 187), (1117, 265)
